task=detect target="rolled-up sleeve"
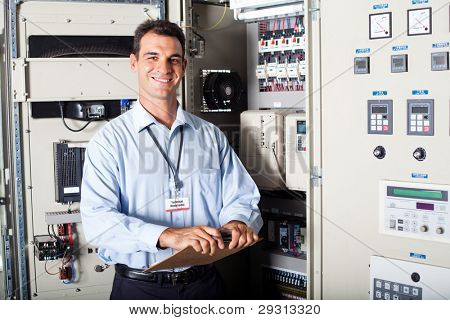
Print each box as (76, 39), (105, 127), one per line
(80, 138), (168, 254)
(217, 131), (263, 233)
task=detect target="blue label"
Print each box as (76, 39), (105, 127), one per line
(373, 91), (388, 96)
(412, 0), (428, 4)
(410, 252), (426, 260)
(412, 173), (429, 179)
(392, 45), (409, 51)
(356, 48), (370, 54)
(432, 42), (450, 49)
(373, 3), (388, 10)
(412, 89), (429, 95)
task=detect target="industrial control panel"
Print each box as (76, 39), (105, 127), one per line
(370, 256), (450, 300)
(380, 181), (449, 242)
(321, 0), (450, 299)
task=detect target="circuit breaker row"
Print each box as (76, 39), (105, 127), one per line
(256, 16), (306, 92)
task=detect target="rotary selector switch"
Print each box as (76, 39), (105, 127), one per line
(420, 225), (429, 232)
(413, 147), (426, 161)
(373, 146), (386, 159)
(436, 227), (445, 235)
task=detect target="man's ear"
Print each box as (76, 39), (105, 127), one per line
(130, 53), (137, 72)
(181, 58), (187, 77)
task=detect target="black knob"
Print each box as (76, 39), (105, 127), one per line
(373, 146), (386, 159)
(411, 272), (420, 283)
(413, 148), (426, 161)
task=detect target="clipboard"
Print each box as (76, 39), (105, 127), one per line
(144, 238), (262, 272)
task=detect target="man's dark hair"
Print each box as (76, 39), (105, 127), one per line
(132, 19), (186, 57)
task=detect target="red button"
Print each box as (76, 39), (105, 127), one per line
(383, 126), (389, 131)
(424, 126), (429, 132)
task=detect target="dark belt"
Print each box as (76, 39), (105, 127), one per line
(115, 263), (213, 285)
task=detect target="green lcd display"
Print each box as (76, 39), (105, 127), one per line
(392, 188), (443, 200)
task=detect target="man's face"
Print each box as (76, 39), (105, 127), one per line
(130, 32), (186, 102)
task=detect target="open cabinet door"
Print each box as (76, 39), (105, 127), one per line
(320, 0), (450, 299)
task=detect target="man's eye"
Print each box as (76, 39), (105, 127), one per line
(147, 56), (157, 61)
(171, 59), (180, 64)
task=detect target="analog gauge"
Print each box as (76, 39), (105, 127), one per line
(369, 12), (392, 39)
(408, 7), (432, 36)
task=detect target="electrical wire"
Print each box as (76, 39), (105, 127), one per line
(59, 102), (93, 132)
(199, 3), (228, 31)
(45, 260), (60, 275)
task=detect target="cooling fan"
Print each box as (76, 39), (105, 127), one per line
(202, 71), (243, 111)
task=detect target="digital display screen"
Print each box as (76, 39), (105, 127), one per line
(416, 202), (434, 211)
(372, 105), (388, 114)
(392, 188), (443, 200)
(393, 58), (404, 67)
(412, 106), (428, 114)
(433, 56), (445, 65)
(297, 121), (306, 134)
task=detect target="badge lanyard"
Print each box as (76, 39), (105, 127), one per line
(146, 125), (184, 196)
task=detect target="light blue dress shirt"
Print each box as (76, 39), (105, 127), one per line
(80, 102), (263, 269)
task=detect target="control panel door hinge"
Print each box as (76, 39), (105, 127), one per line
(12, 57), (28, 102)
(311, 165), (322, 187)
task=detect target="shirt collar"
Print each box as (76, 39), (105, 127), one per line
(132, 100), (197, 133)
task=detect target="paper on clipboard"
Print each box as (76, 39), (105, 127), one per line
(144, 238), (262, 272)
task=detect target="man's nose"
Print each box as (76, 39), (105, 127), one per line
(156, 59), (172, 74)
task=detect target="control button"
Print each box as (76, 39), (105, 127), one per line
(424, 127), (430, 132)
(382, 115), (388, 119)
(376, 280), (382, 288)
(393, 294), (399, 300)
(412, 227), (418, 233)
(410, 120), (417, 126)
(371, 120), (376, 125)
(417, 127), (423, 132)
(404, 212), (410, 217)
(411, 114), (417, 120)
(413, 148), (426, 161)
(411, 126), (417, 132)
(373, 146), (386, 159)
(412, 288), (419, 296)
(377, 120), (382, 125)
(417, 114), (423, 120)
(377, 125), (382, 131)
(398, 226), (404, 231)
(371, 114), (376, 120)
(390, 219), (396, 229)
(436, 227), (445, 234)
(424, 120), (430, 126)
(375, 291), (382, 299)
(404, 225), (410, 232)
(377, 114), (382, 119)
(403, 286), (410, 294)
(383, 125), (389, 131)
(420, 225), (428, 232)
(384, 282), (391, 290)
(371, 125), (376, 131)
(384, 293), (390, 300)
(393, 284), (400, 292)
(398, 219), (403, 224)
(411, 213), (418, 219)
(417, 120), (423, 126)
(404, 220), (410, 225)
(383, 120), (388, 125)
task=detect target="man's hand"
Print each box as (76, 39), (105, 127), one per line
(158, 226), (225, 256)
(221, 220), (259, 250)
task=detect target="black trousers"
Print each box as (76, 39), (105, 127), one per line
(110, 266), (225, 300)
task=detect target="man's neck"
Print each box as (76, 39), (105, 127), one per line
(139, 96), (178, 129)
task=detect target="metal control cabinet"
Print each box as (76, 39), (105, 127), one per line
(10, 1), (163, 299)
(321, 0), (450, 299)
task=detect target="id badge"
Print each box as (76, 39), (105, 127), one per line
(165, 197), (190, 212)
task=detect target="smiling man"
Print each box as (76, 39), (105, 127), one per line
(80, 20), (263, 300)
